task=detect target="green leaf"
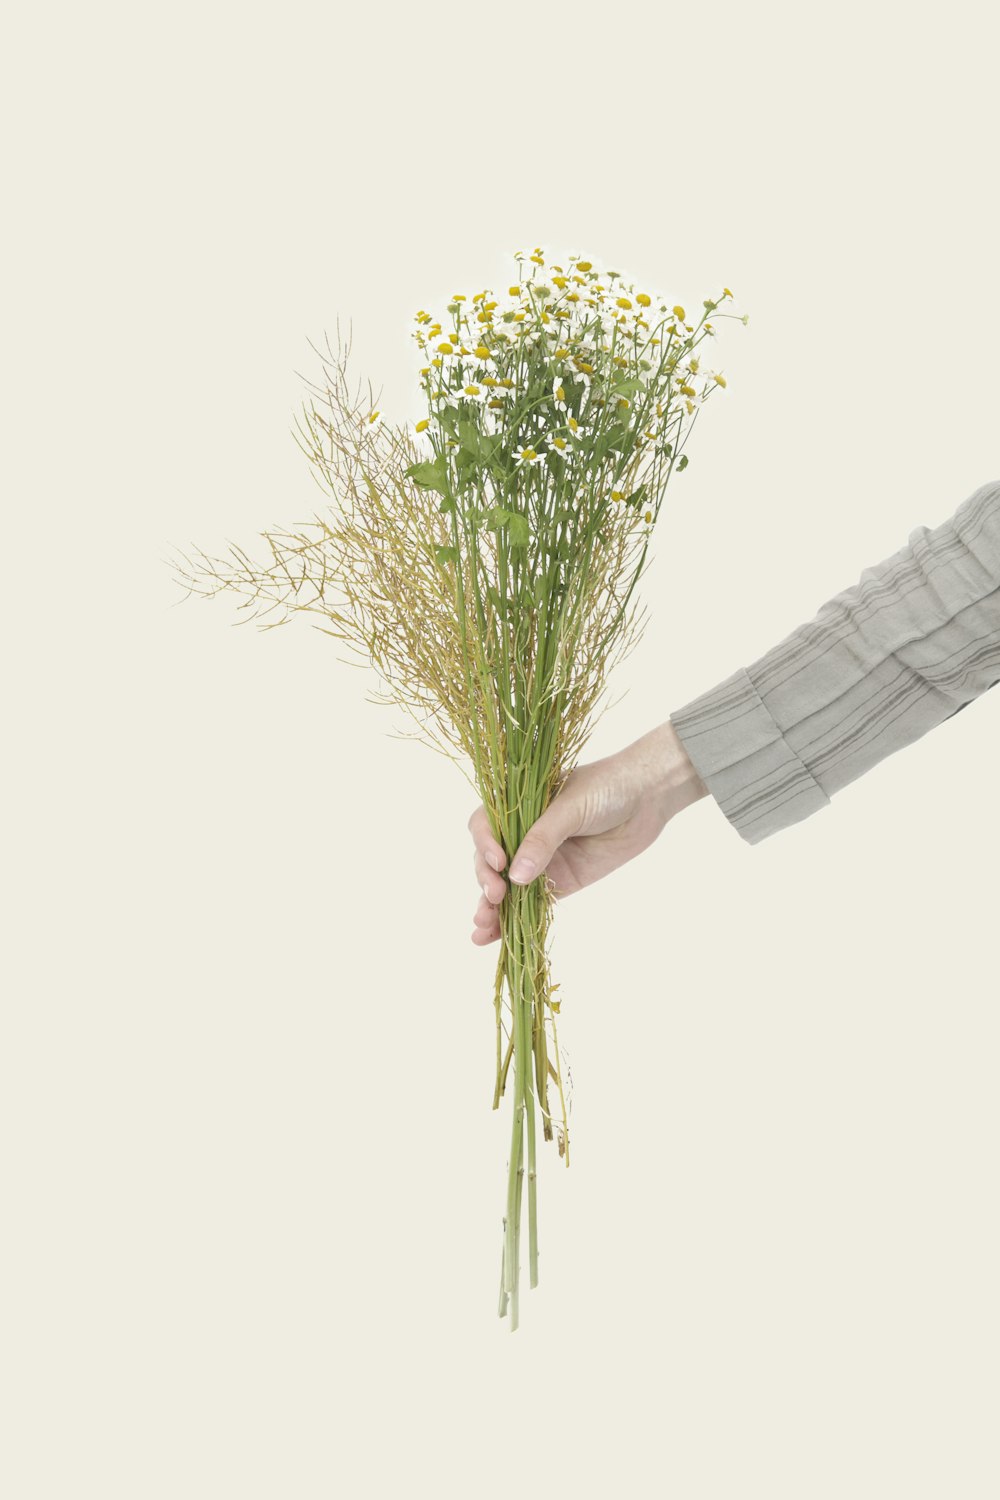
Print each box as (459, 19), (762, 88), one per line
(438, 494), (456, 514)
(482, 506), (528, 546)
(604, 424), (630, 455)
(434, 545), (460, 566)
(458, 418), (488, 458)
(404, 454), (450, 497)
(620, 483), (647, 510)
(507, 513), (529, 547)
(677, 454), (689, 471)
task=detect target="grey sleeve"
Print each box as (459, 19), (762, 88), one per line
(668, 478), (1000, 845)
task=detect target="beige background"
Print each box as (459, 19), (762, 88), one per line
(4, 2), (998, 1495)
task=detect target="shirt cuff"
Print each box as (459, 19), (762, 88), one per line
(670, 666), (832, 845)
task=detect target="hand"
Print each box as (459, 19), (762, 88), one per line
(468, 719), (708, 945)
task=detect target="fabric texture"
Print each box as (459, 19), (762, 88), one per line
(669, 479), (1000, 845)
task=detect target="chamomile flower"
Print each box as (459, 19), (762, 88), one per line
(458, 383), (488, 404)
(552, 375), (568, 411)
(515, 444), (543, 467)
(366, 410), (383, 431)
(571, 362), (593, 393)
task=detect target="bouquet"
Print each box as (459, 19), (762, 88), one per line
(167, 245), (747, 1329)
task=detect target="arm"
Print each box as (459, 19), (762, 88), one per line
(668, 479), (1000, 845)
(467, 479), (1000, 941)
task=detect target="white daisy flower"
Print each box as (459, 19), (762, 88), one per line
(515, 444), (543, 466)
(365, 410), (383, 431)
(551, 375), (568, 412)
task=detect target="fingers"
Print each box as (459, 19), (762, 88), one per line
(471, 890), (501, 945)
(475, 848), (506, 905)
(509, 791), (582, 885)
(467, 804), (506, 875)
(468, 803), (507, 943)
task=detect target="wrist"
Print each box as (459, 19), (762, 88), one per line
(626, 719), (710, 817)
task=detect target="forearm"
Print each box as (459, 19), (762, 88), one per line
(668, 478), (1000, 846)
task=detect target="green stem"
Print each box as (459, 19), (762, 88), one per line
(510, 1104), (524, 1333)
(498, 1234), (509, 1319)
(525, 889), (539, 1290)
(503, 894), (525, 1303)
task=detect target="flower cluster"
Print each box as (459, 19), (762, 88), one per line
(403, 246), (746, 477)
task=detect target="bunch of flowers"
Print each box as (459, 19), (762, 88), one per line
(168, 245), (748, 1329)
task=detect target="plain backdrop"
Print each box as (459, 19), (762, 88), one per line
(4, 3), (998, 1496)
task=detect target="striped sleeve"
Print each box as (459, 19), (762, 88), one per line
(668, 478), (1000, 845)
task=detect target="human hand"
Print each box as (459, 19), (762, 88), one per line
(468, 719), (709, 945)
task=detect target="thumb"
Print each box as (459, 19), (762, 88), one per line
(508, 793), (582, 885)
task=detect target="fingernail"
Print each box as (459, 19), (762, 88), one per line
(482, 883), (491, 902)
(509, 858), (535, 884)
(486, 851), (502, 871)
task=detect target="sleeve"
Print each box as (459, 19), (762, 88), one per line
(668, 478), (1000, 846)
